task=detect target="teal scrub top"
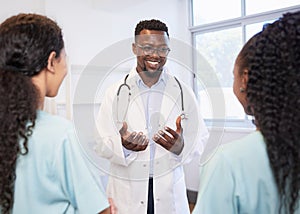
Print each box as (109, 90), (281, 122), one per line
(193, 131), (282, 214)
(13, 111), (109, 214)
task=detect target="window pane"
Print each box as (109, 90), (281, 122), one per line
(195, 27), (245, 119)
(245, 20), (276, 41)
(246, 0), (300, 15)
(192, 0), (241, 25)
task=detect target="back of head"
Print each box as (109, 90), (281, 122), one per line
(0, 13), (64, 214)
(135, 19), (169, 37)
(0, 13), (64, 76)
(246, 11), (300, 213)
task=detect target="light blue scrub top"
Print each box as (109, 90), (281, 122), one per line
(13, 111), (109, 214)
(193, 131), (283, 214)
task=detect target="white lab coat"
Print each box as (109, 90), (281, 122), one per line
(95, 69), (208, 214)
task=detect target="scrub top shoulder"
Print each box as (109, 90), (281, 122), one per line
(193, 131), (281, 214)
(13, 110), (109, 214)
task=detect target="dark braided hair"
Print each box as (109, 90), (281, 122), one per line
(246, 11), (300, 214)
(135, 19), (169, 37)
(0, 13), (64, 213)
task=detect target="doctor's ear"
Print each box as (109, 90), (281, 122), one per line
(132, 43), (138, 55)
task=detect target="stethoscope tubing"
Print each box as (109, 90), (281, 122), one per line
(116, 74), (186, 122)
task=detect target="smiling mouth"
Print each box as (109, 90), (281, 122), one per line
(146, 60), (160, 65)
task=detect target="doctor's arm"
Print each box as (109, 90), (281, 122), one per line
(95, 88), (136, 165)
(95, 86), (150, 165)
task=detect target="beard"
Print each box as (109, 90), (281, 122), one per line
(140, 68), (162, 78)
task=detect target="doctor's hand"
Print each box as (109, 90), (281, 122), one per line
(119, 122), (149, 151)
(153, 116), (184, 155)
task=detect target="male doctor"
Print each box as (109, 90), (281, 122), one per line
(95, 19), (208, 214)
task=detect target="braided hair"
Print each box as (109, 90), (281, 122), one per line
(247, 11), (300, 213)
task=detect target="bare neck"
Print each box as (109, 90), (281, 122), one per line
(31, 70), (47, 109)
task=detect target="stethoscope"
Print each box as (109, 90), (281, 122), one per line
(116, 74), (188, 123)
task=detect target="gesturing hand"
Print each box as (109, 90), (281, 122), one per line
(119, 122), (149, 151)
(152, 116), (184, 155)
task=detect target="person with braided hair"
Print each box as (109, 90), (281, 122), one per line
(193, 11), (300, 214)
(0, 13), (113, 214)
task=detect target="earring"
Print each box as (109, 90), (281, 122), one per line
(239, 87), (245, 93)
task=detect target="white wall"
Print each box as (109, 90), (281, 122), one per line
(44, 0), (191, 66)
(0, 0), (45, 22)
(0, 0), (191, 66)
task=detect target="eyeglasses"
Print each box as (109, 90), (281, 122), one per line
(136, 44), (170, 57)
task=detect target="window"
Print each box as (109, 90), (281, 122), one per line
(190, 0), (300, 125)
(246, 0), (300, 15)
(192, 0), (241, 25)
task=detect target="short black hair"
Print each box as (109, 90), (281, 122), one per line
(135, 19), (169, 37)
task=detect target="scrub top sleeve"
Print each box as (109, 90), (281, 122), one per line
(193, 151), (238, 214)
(55, 129), (110, 213)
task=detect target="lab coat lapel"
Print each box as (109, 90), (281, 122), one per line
(125, 71), (147, 133)
(159, 76), (181, 130)
(154, 76), (182, 184)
